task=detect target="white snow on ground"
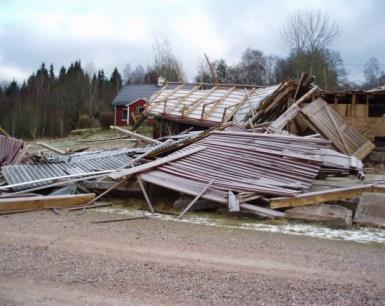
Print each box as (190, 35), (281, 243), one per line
(97, 206), (385, 244)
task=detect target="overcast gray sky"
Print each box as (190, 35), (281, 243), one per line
(0, 0), (384, 83)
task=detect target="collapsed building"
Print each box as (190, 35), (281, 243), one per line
(1, 75), (385, 229)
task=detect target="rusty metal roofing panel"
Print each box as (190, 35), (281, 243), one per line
(131, 132), (331, 203)
(0, 135), (24, 166)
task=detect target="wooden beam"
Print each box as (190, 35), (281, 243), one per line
(110, 126), (161, 144)
(269, 185), (378, 209)
(240, 203), (285, 218)
(162, 84), (185, 113)
(177, 179), (214, 219)
(0, 126), (11, 137)
(13, 144), (30, 164)
(77, 179), (127, 215)
(325, 106), (351, 154)
(92, 215), (149, 224)
(222, 88), (257, 123)
(164, 81), (264, 88)
(37, 142), (66, 155)
(0, 193), (95, 212)
(204, 53), (217, 83)
(109, 146), (206, 180)
(176, 85), (200, 113)
(145, 84), (168, 113)
(183, 86), (218, 116)
(203, 87), (236, 120)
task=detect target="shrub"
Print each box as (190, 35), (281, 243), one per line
(99, 112), (114, 129)
(78, 114), (92, 129)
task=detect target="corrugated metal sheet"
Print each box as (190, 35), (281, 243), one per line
(0, 135), (24, 166)
(147, 84), (281, 125)
(1, 148), (133, 191)
(131, 131), (331, 204)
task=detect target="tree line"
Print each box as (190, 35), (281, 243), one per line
(0, 10), (384, 139)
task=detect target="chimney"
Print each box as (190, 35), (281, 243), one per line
(157, 76), (165, 87)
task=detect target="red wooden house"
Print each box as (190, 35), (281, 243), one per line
(112, 84), (160, 126)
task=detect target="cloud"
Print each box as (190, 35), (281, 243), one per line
(0, 0), (384, 83)
(0, 65), (30, 83)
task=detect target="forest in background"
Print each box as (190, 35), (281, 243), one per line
(1, 10), (384, 139)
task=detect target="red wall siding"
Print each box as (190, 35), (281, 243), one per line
(114, 99), (147, 126)
(115, 106), (127, 126)
(128, 99), (146, 124)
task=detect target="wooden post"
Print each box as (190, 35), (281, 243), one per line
(177, 179), (214, 220)
(110, 126), (161, 144)
(78, 179), (127, 214)
(137, 177), (154, 213)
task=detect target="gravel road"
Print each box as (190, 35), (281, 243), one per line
(0, 210), (384, 305)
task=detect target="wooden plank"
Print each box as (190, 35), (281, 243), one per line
(0, 193), (95, 212)
(37, 142), (66, 155)
(177, 179), (214, 219)
(353, 140), (376, 160)
(110, 126), (161, 144)
(92, 215), (149, 224)
(325, 105), (351, 154)
(301, 98), (375, 157)
(77, 180), (127, 214)
(267, 104), (301, 133)
(109, 146), (205, 180)
(228, 191), (240, 212)
(13, 144), (30, 164)
(269, 185), (377, 209)
(240, 203), (284, 218)
(267, 86), (318, 133)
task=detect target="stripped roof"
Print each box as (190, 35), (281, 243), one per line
(112, 83), (196, 107)
(146, 83), (282, 126)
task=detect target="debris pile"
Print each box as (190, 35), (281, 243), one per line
(0, 76), (384, 231)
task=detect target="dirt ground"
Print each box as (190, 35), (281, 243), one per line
(0, 209), (385, 305)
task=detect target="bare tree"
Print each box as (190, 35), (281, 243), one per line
(153, 38), (185, 82)
(123, 63), (132, 85)
(281, 10), (340, 54)
(364, 57), (383, 88)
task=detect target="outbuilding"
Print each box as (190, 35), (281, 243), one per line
(112, 84), (160, 126)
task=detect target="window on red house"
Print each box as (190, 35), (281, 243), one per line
(122, 108), (128, 120)
(137, 106), (145, 113)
